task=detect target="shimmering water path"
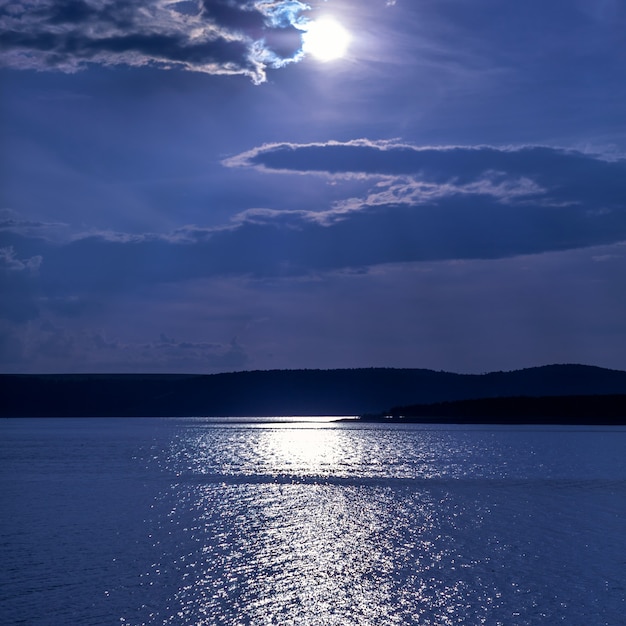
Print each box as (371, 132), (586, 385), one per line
(1, 418), (624, 625)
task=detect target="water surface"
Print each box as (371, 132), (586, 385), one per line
(1, 418), (624, 625)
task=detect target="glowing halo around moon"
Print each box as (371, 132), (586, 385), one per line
(301, 17), (351, 62)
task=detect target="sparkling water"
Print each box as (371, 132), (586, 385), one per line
(1, 418), (624, 625)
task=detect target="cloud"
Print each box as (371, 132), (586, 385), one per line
(226, 140), (626, 216)
(2, 197), (625, 300)
(0, 0), (310, 83)
(0, 245), (42, 273)
(226, 139), (624, 182)
(0, 209), (69, 241)
(2, 142), (626, 309)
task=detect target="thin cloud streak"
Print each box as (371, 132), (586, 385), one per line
(226, 139), (625, 179)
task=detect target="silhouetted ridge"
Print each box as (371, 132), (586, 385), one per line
(365, 394), (626, 425)
(1, 364), (625, 417)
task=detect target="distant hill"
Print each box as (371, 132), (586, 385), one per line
(1, 364), (626, 418)
(363, 394), (626, 425)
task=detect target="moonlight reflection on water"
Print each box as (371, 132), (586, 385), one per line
(145, 423), (480, 624)
(150, 482), (461, 625)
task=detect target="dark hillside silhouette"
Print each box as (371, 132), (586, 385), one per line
(365, 394), (626, 425)
(1, 364), (626, 418)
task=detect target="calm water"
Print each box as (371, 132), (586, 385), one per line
(1, 418), (624, 625)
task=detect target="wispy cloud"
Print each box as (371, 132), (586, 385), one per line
(226, 139), (624, 180)
(0, 0), (311, 83)
(0, 246), (42, 273)
(0, 209), (69, 242)
(227, 140), (626, 215)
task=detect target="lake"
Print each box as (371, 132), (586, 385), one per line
(1, 418), (624, 625)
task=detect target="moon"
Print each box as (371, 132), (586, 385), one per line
(301, 17), (351, 62)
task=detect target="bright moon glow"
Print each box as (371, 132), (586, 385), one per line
(302, 17), (351, 62)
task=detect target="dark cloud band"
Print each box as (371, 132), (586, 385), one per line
(0, 0), (309, 83)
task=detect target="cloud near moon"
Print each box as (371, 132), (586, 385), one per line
(0, 0), (314, 83)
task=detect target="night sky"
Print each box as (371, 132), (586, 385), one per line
(2, 0), (626, 374)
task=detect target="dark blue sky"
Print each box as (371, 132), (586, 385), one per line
(2, 0), (626, 373)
